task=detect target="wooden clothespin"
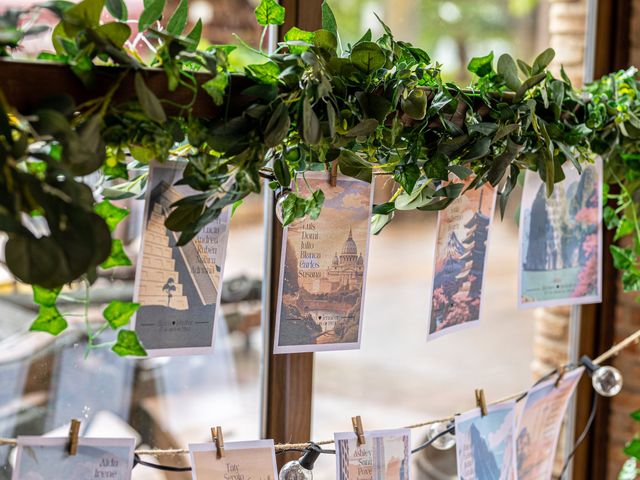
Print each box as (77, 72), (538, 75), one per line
(68, 419), (81, 456)
(329, 161), (338, 187)
(475, 389), (488, 417)
(555, 366), (566, 387)
(351, 416), (365, 446)
(211, 426), (224, 458)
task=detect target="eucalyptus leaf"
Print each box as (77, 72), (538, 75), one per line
(138, 0), (165, 31)
(497, 53), (521, 91)
(134, 73), (166, 123)
(166, 0), (188, 35)
(321, 0), (337, 36)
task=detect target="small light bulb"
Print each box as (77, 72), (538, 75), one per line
(592, 366), (623, 397)
(275, 189), (290, 226)
(426, 422), (455, 450)
(279, 444), (321, 480)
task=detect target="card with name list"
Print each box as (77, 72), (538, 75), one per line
(133, 161), (231, 356)
(189, 439), (278, 480)
(516, 367), (584, 480)
(518, 157), (602, 308)
(12, 437), (135, 480)
(274, 172), (374, 353)
(427, 176), (497, 341)
(455, 400), (518, 480)
(334, 428), (411, 480)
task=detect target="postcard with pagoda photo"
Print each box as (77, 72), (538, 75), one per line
(274, 172), (374, 354)
(516, 368), (584, 480)
(455, 400), (517, 480)
(518, 157), (603, 308)
(190, 439), (277, 480)
(13, 437), (135, 480)
(426, 177), (497, 341)
(133, 161), (231, 356)
(335, 428), (411, 480)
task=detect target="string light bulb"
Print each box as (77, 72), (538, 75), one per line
(592, 365), (623, 397)
(278, 444), (321, 480)
(426, 421), (455, 450)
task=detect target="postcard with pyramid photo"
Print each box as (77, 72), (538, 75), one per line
(516, 368), (584, 480)
(133, 162), (231, 356)
(274, 172), (374, 353)
(455, 400), (517, 480)
(13, 437), (135, 480)
(426, 177), (497, 341)
(518, 157), (602, 309)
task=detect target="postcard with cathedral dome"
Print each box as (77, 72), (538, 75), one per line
(518, 157), (602, 309)
(274, 172), (374, 353)
(455, 400), (518, 480)
(426, 176), (497, 341)
(132, 161), (231, 356)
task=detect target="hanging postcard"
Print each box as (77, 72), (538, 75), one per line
(189, 439), (278, 480)
(427, 178), (497, 340)
(455, 400), (518, 480)
(12, 437), (135, 480)
(518, 157), (602, 308)
(133, 162), (231, 356)
(516, 368), (584, 479)
(335, 428), (411, 480)
(274, 172), (374, 354)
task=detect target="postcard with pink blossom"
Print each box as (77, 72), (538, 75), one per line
(189, 440), (277, 480)
(335, 428), (411, 480)
(516, 367), (584, 480)
(426, 177), (497, 341)
(274, 172), (374, 354)
(133, 161), (231, 356)
(455, 401), (517, 480)
(13, 437), (135, 480)
(518, 158), (602, 308)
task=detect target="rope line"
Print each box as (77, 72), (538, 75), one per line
(0, 327), (637, 456)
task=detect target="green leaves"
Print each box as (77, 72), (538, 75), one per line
(94, 199), (128, 232)
(611, 245), (636, 271)
(101, 239), (132, 269)
(280, 189), (325, 226)
(166, 0), (188, 35)
(31, 306), (68, 335)
(284, 27), (314, 54)
(321, 0), (337, 36)
(394, 164), (420, 194)
(103, 300), (139, 329)
(401, 89), (427, 120)
(112, 329), (147, 356)
(245, 61), (280, 85)
(105, 0), (127, 20)
(202, 73), (229, 106)
(264, 102), (291, 148)
(338, 150), (372, 183)
(532, 48), (555, 75)
(254, 0), (285, 26)
(134, 73), (166, 123)
(497, 53), (521, 91)
(349, 41), (386, 74)
(139, 0), (165, 31)
(467, 51), (494, 77)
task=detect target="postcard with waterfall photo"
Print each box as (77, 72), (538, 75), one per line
(455, 400), (518, 480)
(133, 161), (231, 356)
(12, 437), (135, 480)
(190, 440), (277, 480)
(516, 367), (584, 480)
(518, 157), (602, 308)
(335, 428), (411, 480)
(426, 177), (497, 341)
(274, 172), (374, 354)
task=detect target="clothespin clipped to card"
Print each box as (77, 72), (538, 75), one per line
(475, 389), (488, 417)
(329, 161), (338, 187)
(68, 419), (81, 456)
(211, 426), (225, 458)
(555, 366), (566, 388)
(351, 416), (365, 446)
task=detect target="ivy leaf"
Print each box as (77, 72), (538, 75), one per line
(202, 73), (229, 106)
(138, 0), (165, 31)
(350, 41), (386, 74)
(622, 270), (640, 293)
(395, 163), (420, 194)
(338, 150), (372, 183)
(631, 410), (640, 422)
(101, 239), (132, 269)
(624, 438), (640, 461)
(611, 245), (635, 270)
(345, 119), (378, 137)
(30, 306), (68, 335)
(424, 154), (449, 181)
(166, 0), (188, 35)
(94, 199), (129, 232)
(103, 300), (140, 329)
(245, 62), (280, 85)
(284, 27), (314, 54)
(33, 285), (62, 307)
(497, 53), (521, 91)
(467, 51), (494, 77)
(321, 0), (337, 36)
(105, 0), (127, 21)
(134, 73), (166, 123)
(254, 0), (285, 26)
(532, 47), (555, 75)
(112, 329), (147, 357)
